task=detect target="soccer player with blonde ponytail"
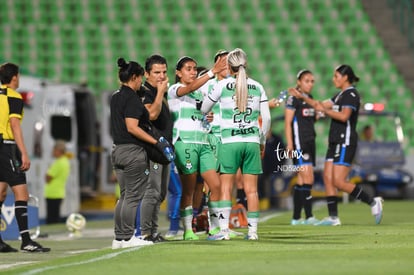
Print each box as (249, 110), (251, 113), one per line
(227, 49), (248, 113)
(201, 48), (271, 240)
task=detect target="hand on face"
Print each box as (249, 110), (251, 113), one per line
(212, 56), (228, 75)
(157, 76), (169, 94)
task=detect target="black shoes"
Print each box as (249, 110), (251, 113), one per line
(144, 233), (166, 243)
(1, 240), (50, 253)
(21, 241), (51, 253)
(0, 241), (18, 252)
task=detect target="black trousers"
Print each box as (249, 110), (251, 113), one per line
(46, 198), (63, 224)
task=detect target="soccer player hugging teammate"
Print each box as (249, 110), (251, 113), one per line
(201, 48), (271, 240)
(290, 64), (383, 226)
(167, 55), (227, 240)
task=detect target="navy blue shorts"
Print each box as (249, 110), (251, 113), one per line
(292, 140), (316, 166)
(325, 143), (356, 166)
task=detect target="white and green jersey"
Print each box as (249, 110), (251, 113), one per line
(168, 83), (209, 144)
(199, 78), (221, 137)
(204, 77), (269, 144)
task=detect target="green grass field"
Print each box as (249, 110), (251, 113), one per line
(1, 200), (414, 275)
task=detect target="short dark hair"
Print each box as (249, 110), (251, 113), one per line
(145, 54), (167, 73)
(117, 58), (144, 83)
(0, 62), (19, 84)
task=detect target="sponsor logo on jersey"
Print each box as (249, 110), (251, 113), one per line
(301, 108), (315, 117)
(231, 127), (256, 136)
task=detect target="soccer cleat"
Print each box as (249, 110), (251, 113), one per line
(183, 229), (199, 240)
(122, 236), (153, 248)
(0, 242), (18, 252)
(303, 216), (319, 225)
(245, 233), (259, 240)
(165, 230), (184, 241)
(291, 219), (304, 225)
(207, 231), (229, 241)
(314, 216), (341, 226)
(21, 241), (51, 253)
(371, 197), (384, 224)
(208, 227), (220, 236)
(111, 239), (123, 249)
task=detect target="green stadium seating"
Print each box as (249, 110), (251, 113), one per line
(1, 0), (413, 151)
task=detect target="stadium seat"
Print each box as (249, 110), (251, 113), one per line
(1, 0), (413, 152)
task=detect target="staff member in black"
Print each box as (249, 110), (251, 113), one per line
(285, 69), (319, 225)
(135, 54), (171, 242)
(111, 58), (156, 249)
(0, 62), (50, 252)
(291, 64), (383, 226)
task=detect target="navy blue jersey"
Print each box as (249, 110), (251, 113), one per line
(286, 94), (316, 143)
(328, 87), (360, 145)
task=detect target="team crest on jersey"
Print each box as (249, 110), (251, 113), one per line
(185, 160), (193, 170)
(145, 169), (150, 175)
(153, 163), (159, 170)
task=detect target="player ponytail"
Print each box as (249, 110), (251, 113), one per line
(228, 48), (248, 113)
(335, 64), (360, 84)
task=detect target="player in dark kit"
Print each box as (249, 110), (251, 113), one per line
(290, 64), (383, 226)
(285, 69), (319, 225)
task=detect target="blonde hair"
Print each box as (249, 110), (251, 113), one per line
(227, 48), (248, 113)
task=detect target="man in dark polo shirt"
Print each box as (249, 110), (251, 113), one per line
(135, 55), (172, 242)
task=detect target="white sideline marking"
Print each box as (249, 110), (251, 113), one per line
(67, 249), (100, 254)
(258, 202), (324, 223)
(21, 246), (144, 275)
(259, 212), (284, 223)
(0, 262), (37, 270)
(15, 210), (291, 274)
